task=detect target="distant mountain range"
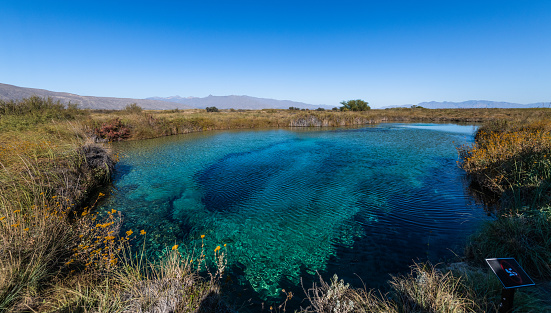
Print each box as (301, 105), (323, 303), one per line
(0, 83), (195, 110)
(147, 95), (334, 110)
(1, 83), (548, 110)
(0, 83), (331, 110)
(387, 100), (550, 109)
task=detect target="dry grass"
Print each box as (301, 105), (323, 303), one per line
(84, 107), (551, 141)
(465, 209), (551, 279)
(39, 244), (229, 313)
(301, 263), (480, 313)
(4, 97), (551, 312)
(459, 119), (551, 209)
(458, 117), (551, 310)
(0, 98), (228, 312)
(300, 262), (545, 313)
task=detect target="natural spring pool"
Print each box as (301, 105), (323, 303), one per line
(99, 123), (488, 308)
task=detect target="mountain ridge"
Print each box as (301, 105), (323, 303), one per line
(384, 100), (549, 109)
(1, 83), (548, 110)
(0, 83), (195, 110)
(146, 95), (334, 110)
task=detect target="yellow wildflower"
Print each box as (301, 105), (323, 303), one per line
(140, 229), (146, 235)
(24, 228), (29, 231)
(0, 216), (5, 221)
(200, 234), (205, 239)
(214, 246), (221, 252)
(172, 245), (178, 250)
(111, 209), (116, 214)
(224, 244), (227, 247)
(13, 210), (20, 213)
(126, 230), (133, 236)
(98, 192), (105, 197)
(11, 223), (19, 227)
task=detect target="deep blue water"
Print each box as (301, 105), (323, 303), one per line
(99, 123), (487, 308)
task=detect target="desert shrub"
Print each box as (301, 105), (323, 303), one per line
(206, 106), (219, 112)
(94, 117), (130, 141)
(0, 97), (86, 132)
(124, 103), (143, 113)
(339, 99), (370, 111)
(0, 96), (65, 115)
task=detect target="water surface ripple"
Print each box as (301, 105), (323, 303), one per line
(100, 123), (487, 304)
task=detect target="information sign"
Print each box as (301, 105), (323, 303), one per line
(486, 258), (535, 289)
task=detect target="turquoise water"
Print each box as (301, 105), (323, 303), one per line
(100, 123), (486, 306)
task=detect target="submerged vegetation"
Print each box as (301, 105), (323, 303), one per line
(1, 96), (551, 311)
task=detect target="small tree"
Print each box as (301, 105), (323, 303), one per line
(339, 99), (370, 111)
(206, 106), (219, 112)
(125, 103), (143, 113)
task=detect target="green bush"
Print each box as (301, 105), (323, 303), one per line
(124, 103), (143, 113)
(339, 99), (370, 111)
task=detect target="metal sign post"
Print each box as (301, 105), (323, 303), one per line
(486, 258), (535, 313)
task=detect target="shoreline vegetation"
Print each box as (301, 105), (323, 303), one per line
(1, 97), (550, 312)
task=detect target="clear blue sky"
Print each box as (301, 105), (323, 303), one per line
(1, 1), (550, 108)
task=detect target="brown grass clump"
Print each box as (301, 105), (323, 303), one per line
(300, 263), (481, 313)
(389, 263), (479, 313)
(42, 243), (229, 313)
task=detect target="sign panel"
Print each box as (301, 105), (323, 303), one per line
(486, 258), (535, 289)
